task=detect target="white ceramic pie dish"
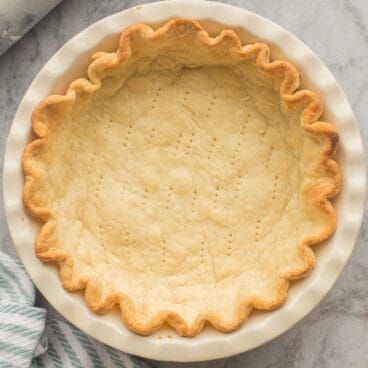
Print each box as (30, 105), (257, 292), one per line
(3, 0), (366, 362)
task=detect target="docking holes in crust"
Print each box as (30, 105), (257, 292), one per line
(22, 19), (340, 336)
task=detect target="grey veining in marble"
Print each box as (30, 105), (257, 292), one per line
(0, 0), (367, 367)
(0, 0), (62, 55)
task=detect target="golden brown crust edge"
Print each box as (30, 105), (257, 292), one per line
(22, 18), (341, 336)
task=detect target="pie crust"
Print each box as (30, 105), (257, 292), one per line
(22, 19), (340, 336)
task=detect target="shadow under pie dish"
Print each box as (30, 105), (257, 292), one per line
(22, 18), (340, 337)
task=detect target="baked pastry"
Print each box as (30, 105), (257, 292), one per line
(22, 19), (340, 336)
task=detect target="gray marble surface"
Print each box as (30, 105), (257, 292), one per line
(0, 0), (367, 367)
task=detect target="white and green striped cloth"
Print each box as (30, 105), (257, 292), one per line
(0, 251), (151, 368)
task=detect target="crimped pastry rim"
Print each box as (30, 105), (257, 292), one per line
(22, 18), (341, 337)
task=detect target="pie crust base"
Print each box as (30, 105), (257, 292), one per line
(22, 19), (340, 336)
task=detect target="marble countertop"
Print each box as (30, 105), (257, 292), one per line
(1, 0), (367, 367)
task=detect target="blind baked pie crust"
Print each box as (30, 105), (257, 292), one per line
(22, 19), (340, 336)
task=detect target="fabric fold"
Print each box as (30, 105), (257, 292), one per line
(0, 0), (63, 55)
(0, 251), (151, 368)
(0, 252), (46, 367)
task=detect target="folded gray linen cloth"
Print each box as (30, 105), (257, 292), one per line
(0, 0), (62, 55)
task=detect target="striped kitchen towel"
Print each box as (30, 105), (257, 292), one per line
(0, 251), (151, 368)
